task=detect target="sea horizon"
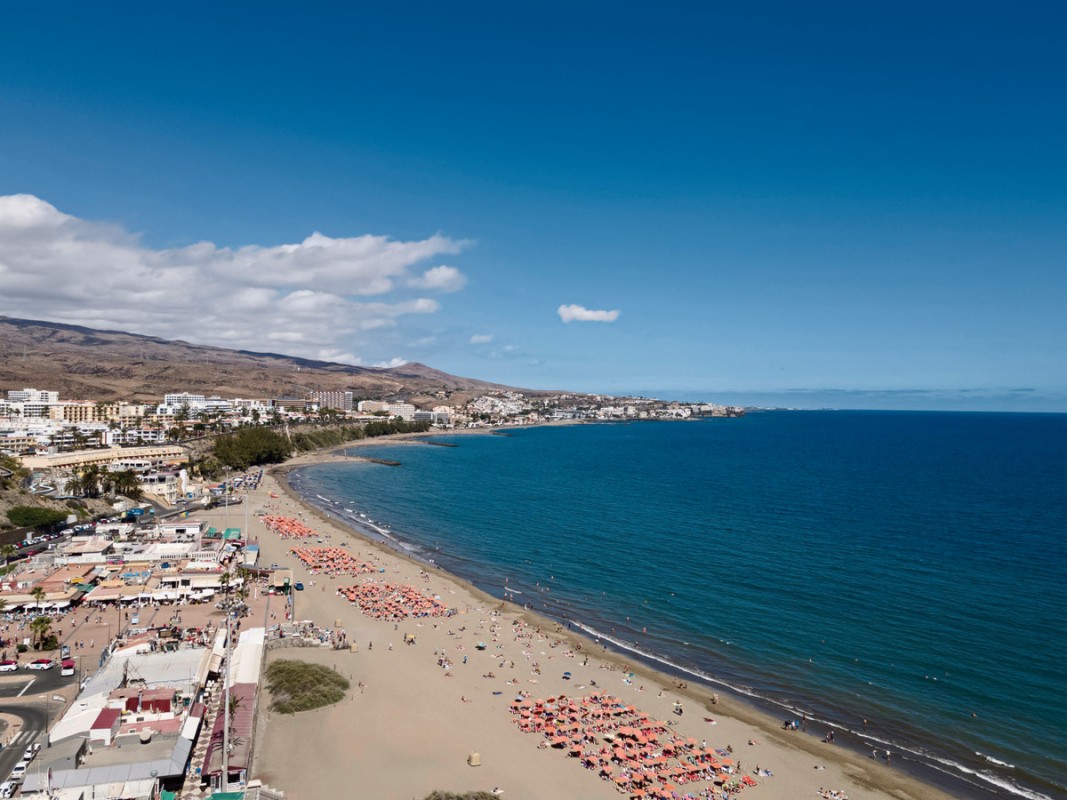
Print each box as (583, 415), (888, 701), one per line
(286, 411), (1067, 800)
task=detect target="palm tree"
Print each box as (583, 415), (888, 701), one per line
(111, 469), (143, 500)
(31, 586), (46, 614)
(1, 544), (17, 568)
(65, 471), (84, 497)
(76, 465), (102, 498)
(235, 567), (252, 602)
(99, 469), (115, 498)
(29, 615), (52, 650)
(227, 693), (242, 730)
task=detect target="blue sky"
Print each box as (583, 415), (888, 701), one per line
(1, 2), (1064, 410)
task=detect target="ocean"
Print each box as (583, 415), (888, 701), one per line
(286, 411), (1067, 800)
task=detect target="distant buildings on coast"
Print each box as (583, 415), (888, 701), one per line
(0, 385), (744, 493)
(1, 386), (743, 456)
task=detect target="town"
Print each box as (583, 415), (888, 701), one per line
(1, 387), (743, 459)
(0, 385), (744, 800)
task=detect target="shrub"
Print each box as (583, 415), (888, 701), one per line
(214, 428), (292, 470)
(6, 506), (67, 529)
(265, 659), (350, 714)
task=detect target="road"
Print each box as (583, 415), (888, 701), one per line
(0, 668), (77, 785)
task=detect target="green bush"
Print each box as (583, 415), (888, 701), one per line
(265, 659), (350, 714)
(6, 506), (67, 529)
(214, 428), (292, 470)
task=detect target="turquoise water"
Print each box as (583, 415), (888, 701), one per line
(288, 412), (1067, 800)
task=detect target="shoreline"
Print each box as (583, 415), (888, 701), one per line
(247, 435), (964, 800)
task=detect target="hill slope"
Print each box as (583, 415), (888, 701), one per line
(0, 316), (523, 405)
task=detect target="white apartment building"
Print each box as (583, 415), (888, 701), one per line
(104, 428), (169, 446)
(164, 393), (206, 406)
(7, 388), (59, 404)
(357, 401), (415, 420)
(157, 395), (232, 418)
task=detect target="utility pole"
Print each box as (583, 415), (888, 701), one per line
(221, 612), (231, 791)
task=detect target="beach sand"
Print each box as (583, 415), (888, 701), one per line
(233, 442), (953, 800)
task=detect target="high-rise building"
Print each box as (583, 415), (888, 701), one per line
(308, 391), (354, 412)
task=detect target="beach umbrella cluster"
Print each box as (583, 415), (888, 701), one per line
(509, 692), (759, 798)
(338, 581), (453, 621)
(263, 515), (319, 539)
(290, 546), (380, 576)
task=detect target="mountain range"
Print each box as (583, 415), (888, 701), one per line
(0, 316), (528, 406)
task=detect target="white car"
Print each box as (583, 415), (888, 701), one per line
(0, 661), (18, 672)
(10, 763), (27, 781)
(27, 659), (54, 670)
(23, 743), (41, 761)
(0, 780), (15, 798)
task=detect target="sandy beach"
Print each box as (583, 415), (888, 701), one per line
(232, 440), (955, 800)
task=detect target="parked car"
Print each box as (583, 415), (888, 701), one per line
(9, 763), (27, 780)
(27, 658), (54, 670)
(0, 779), (16, 797)
(22, 743), (40, 761)
(0, 661), (18, 672)
(294, 582), (305, 591)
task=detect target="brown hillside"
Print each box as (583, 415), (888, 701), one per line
(0, 316), (529, 405)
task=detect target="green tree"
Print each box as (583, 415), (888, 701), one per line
(213, 427), (291, 470)
(75, 465), (103, 498)
(29, 615), (52, 649)
(1, 544), (16, 567)
(30, 586), (46, 614)
(111, 469), (143, 500)
(227, 693), (243, 737)
(99, 469), (115, 497)
(235, 567), (253, 602)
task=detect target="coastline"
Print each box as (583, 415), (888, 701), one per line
(246, 436), (961, 800)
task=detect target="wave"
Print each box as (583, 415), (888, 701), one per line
(978, 752), (1018, 769)
(288, 454), (1062, 800)
(568, 624), (1056, 800)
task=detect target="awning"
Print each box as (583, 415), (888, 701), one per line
(207, 652), (224, 675)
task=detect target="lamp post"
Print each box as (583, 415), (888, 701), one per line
(39, 694), (51, 747)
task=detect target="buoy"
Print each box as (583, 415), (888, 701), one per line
(467, 752), (481, 767)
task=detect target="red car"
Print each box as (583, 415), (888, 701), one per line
(0, 660), (18, 672)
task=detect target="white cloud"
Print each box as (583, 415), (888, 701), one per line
(0, 194), (469, 365)
(408, 264), (466, 292)
(557, 303), (621, 323)
(470, 334), (494, 344)
(373, 357), (408, 368)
